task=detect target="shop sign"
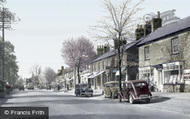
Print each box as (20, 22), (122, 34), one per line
(184, 69), (190, 80)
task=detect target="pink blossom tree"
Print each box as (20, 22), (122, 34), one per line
(61, 36), (96, 83)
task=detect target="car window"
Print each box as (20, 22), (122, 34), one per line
(105, 84), (109, 87)
(110, 83), (118, 87)
(128, 84), (132, 89)
(122, 83), (126, 88)
(80, 84), (88, 88)
(134, 83), (146, 88)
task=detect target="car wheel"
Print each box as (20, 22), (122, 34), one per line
(145, 98), (150, 103)
(112, 93), (115, 99)
(118, 94), (122, 102)
(129, 94), (134, 104)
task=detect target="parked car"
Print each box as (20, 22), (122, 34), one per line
(19, 85), (25, 91)
(75, 83), (93, 97)
(118, 80), (152, 104)
(28, 83), (34, 90)
(6, 84), (12, 94)
(104, 81), (119, 99)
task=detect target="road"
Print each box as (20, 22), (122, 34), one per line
(0, 89), (189, 119)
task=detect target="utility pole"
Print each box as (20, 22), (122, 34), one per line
(0, 4), (5, 81)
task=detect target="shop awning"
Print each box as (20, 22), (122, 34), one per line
(152, 64), (163, 69)
(87, 71), (105, 79)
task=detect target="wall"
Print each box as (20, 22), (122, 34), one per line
(139, 31), (190, 68)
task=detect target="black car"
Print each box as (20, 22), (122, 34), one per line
(19, 85), (25, 91)
(75, 83), (93, 97)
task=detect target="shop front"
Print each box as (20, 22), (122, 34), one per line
(183, 69), (190, 92)
(139, 66), (154, 90)
(162, 61), (184, 92)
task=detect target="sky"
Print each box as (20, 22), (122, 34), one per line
(3, 0), (190, 78)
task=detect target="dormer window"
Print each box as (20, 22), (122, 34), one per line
(171, 38), (178, 54)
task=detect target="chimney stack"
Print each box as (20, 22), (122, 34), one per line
(135, 24), (144, 40)
(151, 11), (162, 32)
(144, 21), (151, 36)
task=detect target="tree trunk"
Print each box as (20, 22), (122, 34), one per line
(77, 66), (80, 84)
(118, 46), (122, 92)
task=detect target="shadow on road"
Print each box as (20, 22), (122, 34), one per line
(132, 96), (171, 104)
(150, 96), (171, 103)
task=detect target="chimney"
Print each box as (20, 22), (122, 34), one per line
(97, 45), (104, 56)
(144, 21), (151, 36)
(103, 44), (110, 54)
(151, 11), (162, 32)
(61, 66), (64, 70)
(135, 24), (144, 40)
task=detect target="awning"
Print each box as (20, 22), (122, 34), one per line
(88, 71), (105, 79)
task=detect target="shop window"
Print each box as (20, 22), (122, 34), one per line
(144, 46), (150, 60)
(171, 38), (178, 54)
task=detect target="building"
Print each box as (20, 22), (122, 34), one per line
(137, 12), (190, 92)
(89, 39), (142, 90)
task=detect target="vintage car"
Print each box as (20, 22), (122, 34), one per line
(104, 81), (119, 99)
(75, 83), (93, 97)
(19, 85), (25, 91)
(118, 80), (152, 104)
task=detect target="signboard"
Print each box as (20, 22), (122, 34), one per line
(184, 69), (190, 81)
(143, 9), (180, 26)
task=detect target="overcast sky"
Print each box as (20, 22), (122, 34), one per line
(4, 0), (190, 78)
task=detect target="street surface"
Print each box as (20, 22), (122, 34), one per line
(0, 89), (190, 119)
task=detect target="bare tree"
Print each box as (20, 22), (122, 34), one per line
(61, 36), (96, 83)
(30, 65), (42, 85)
(91, 0), (144, 95)
(43, 67), (56, 85)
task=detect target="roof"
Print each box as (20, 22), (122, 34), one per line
(138, 16), (190, 46)
(92, 38), (144, 63)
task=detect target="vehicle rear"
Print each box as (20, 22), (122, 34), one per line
(133, 81), (152, 102)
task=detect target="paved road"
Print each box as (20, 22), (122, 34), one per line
(0, 89), (189, 119)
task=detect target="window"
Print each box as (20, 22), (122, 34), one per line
(107, 59), (110, 66)
(144, 46), (150, 60)
(98, 62), (100, 71)
(102, 61), (105, 70)
(94, 63), (96, 71)
(114, 57), (117, 67)
(171, 38), (178, 54)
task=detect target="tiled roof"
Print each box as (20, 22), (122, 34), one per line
(92, 38), (144, 63)
(138, 16), (190, 46)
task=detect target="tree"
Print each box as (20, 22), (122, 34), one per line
(0, 40), (19, 84)
(0, 0), (20, 83)
(15, 76), (24, 86)
(61, 36), (96, 83)
(43, 67), (56, 85)
(30, 64), (42, 85)
(92, 0), (144, 96)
